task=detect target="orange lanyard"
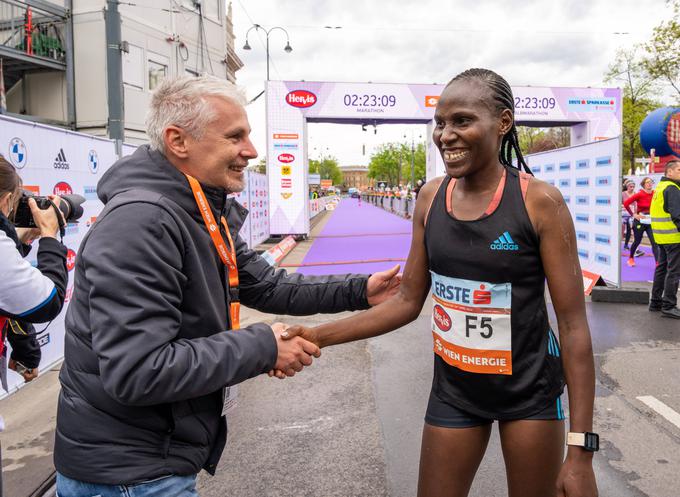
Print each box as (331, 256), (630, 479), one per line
(185, 174), (240, 329)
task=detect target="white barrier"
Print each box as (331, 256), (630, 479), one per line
(309, 196), (334, 218)
(527, 137), (622, 286)
(1, 114), (120, 396)
(228, 171), (270, 248)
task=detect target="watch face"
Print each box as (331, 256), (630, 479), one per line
(585, 432), (599, 451)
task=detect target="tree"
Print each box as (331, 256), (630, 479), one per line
(309, 156), (342, 185)
(369, 142), (426, 187)
(642, 0), (680, 99)
(250, 157), (267, 175)
(517, 127), (570, 154)
(400, 142), (427, 185)
(605, 48), (662, 173)
(367, 143), (401, 187)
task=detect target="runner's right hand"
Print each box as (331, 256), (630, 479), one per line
(271, 323), (320, 378)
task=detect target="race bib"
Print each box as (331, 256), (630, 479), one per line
(430, 272), (512, 375)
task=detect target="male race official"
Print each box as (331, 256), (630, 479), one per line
(650, 159), (680, 318)
(54, 76), (401, 496)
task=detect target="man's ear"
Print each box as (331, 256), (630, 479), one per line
(163, 126), (189, 159)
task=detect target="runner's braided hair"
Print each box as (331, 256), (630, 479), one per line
(446, 68), (532, 175)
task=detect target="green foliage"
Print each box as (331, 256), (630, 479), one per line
(622, 93), (662, 174)
(517, 127), (570, 155)
(253, 157), (267, 175)
(368, 142), (426, 187)
(309, 156), (342, 185)
(642, 0), (680, 99)
(605, 48), (662, 173)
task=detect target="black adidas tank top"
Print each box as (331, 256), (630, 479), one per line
(424, 166), (564, 418)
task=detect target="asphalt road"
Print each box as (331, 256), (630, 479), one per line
(197, 300), (680, 497)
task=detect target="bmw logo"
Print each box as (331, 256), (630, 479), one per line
(8, 137), (27, 169)
(88, 149), (99, 174)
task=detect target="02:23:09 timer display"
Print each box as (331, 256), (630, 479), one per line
(514, 96), (556, 109)
(343, 94), (397, 107)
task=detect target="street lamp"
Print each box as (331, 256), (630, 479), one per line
(404, 132), (423, 189)
(242, 24), (293, 81)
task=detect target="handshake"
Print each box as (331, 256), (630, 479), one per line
(269, 322), (319, 379)
(266, 263), (402, 379)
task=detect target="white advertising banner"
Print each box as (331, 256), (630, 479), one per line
(526, 137), (622, 285)
(227, 170), (270, 249)
(247, 172), (270, 248)
(1, 114), (119, 396)
(267, 81), (622, 235)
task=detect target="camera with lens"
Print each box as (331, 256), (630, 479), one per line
(14, 190), (85, 228)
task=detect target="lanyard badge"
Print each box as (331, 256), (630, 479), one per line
(185, 174), (240, 329)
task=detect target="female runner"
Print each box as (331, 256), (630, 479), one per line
(284, 68), (598, 497)
(623, 176), (657, 266)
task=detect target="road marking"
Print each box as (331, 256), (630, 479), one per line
(636, 395), (680, 429)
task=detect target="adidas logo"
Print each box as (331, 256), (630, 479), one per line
(54, 148), (70, 169)
(490, 231), (519, 251)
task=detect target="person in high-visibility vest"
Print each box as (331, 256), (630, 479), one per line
(650, 159), (680, 319)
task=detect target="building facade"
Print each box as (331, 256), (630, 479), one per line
(1, 0), (242, 143)
(340, 164), (371, 191)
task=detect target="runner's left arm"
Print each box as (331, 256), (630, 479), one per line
(525, 178), (598, 496)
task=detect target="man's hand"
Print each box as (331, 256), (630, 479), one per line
(366, 264), (402, 306)
(271, 323), (321, 379)
(8, 359), (39, 383)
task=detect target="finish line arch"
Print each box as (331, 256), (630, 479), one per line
(266, 80), (621, 236)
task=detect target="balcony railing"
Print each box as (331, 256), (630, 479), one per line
(0, 0), (66, 63)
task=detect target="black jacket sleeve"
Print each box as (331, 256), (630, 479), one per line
(23, 237), (68, 322)
(83, 204), (277, 406)
(663, 185), (680, 231)
(235, 231), (371, 315)
(6, 320), (41, 369)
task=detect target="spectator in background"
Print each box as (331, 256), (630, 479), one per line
(413, 179), (424, 200)
(622, 180), (635, 250)
(650, 160), (680, 318)
(624, 177), (658, 267)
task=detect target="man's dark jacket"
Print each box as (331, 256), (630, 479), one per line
(54, 146), (370, 484)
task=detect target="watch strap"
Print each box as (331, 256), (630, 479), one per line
(567, 432), (586, 446)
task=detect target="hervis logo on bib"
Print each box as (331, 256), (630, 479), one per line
(490, 231), (519, 251)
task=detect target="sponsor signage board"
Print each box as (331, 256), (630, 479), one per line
(526, 137), (621, 286)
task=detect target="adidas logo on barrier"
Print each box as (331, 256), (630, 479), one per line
(54, 148), (70, 169)
(490, 231), (519, 251)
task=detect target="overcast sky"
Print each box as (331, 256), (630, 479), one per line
(231, 0), (674, 168)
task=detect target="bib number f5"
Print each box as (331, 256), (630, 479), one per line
(431, 272), (512, 375)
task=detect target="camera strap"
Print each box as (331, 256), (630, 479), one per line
(185, 174), (240, 330)
(48, 199), (66, 241)
(0, 317), (6, 357)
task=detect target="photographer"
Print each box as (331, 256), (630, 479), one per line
(0, 156), (68, 386)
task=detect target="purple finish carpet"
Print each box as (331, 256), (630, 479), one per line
(297, 199), (656, 281)
(621, 244), (657, 283)
(297, 198), (413, 275)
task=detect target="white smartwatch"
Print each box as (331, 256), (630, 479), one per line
(567, 432), (599, 452)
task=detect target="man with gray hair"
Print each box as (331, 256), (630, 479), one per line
(54, 75), (400, 496)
